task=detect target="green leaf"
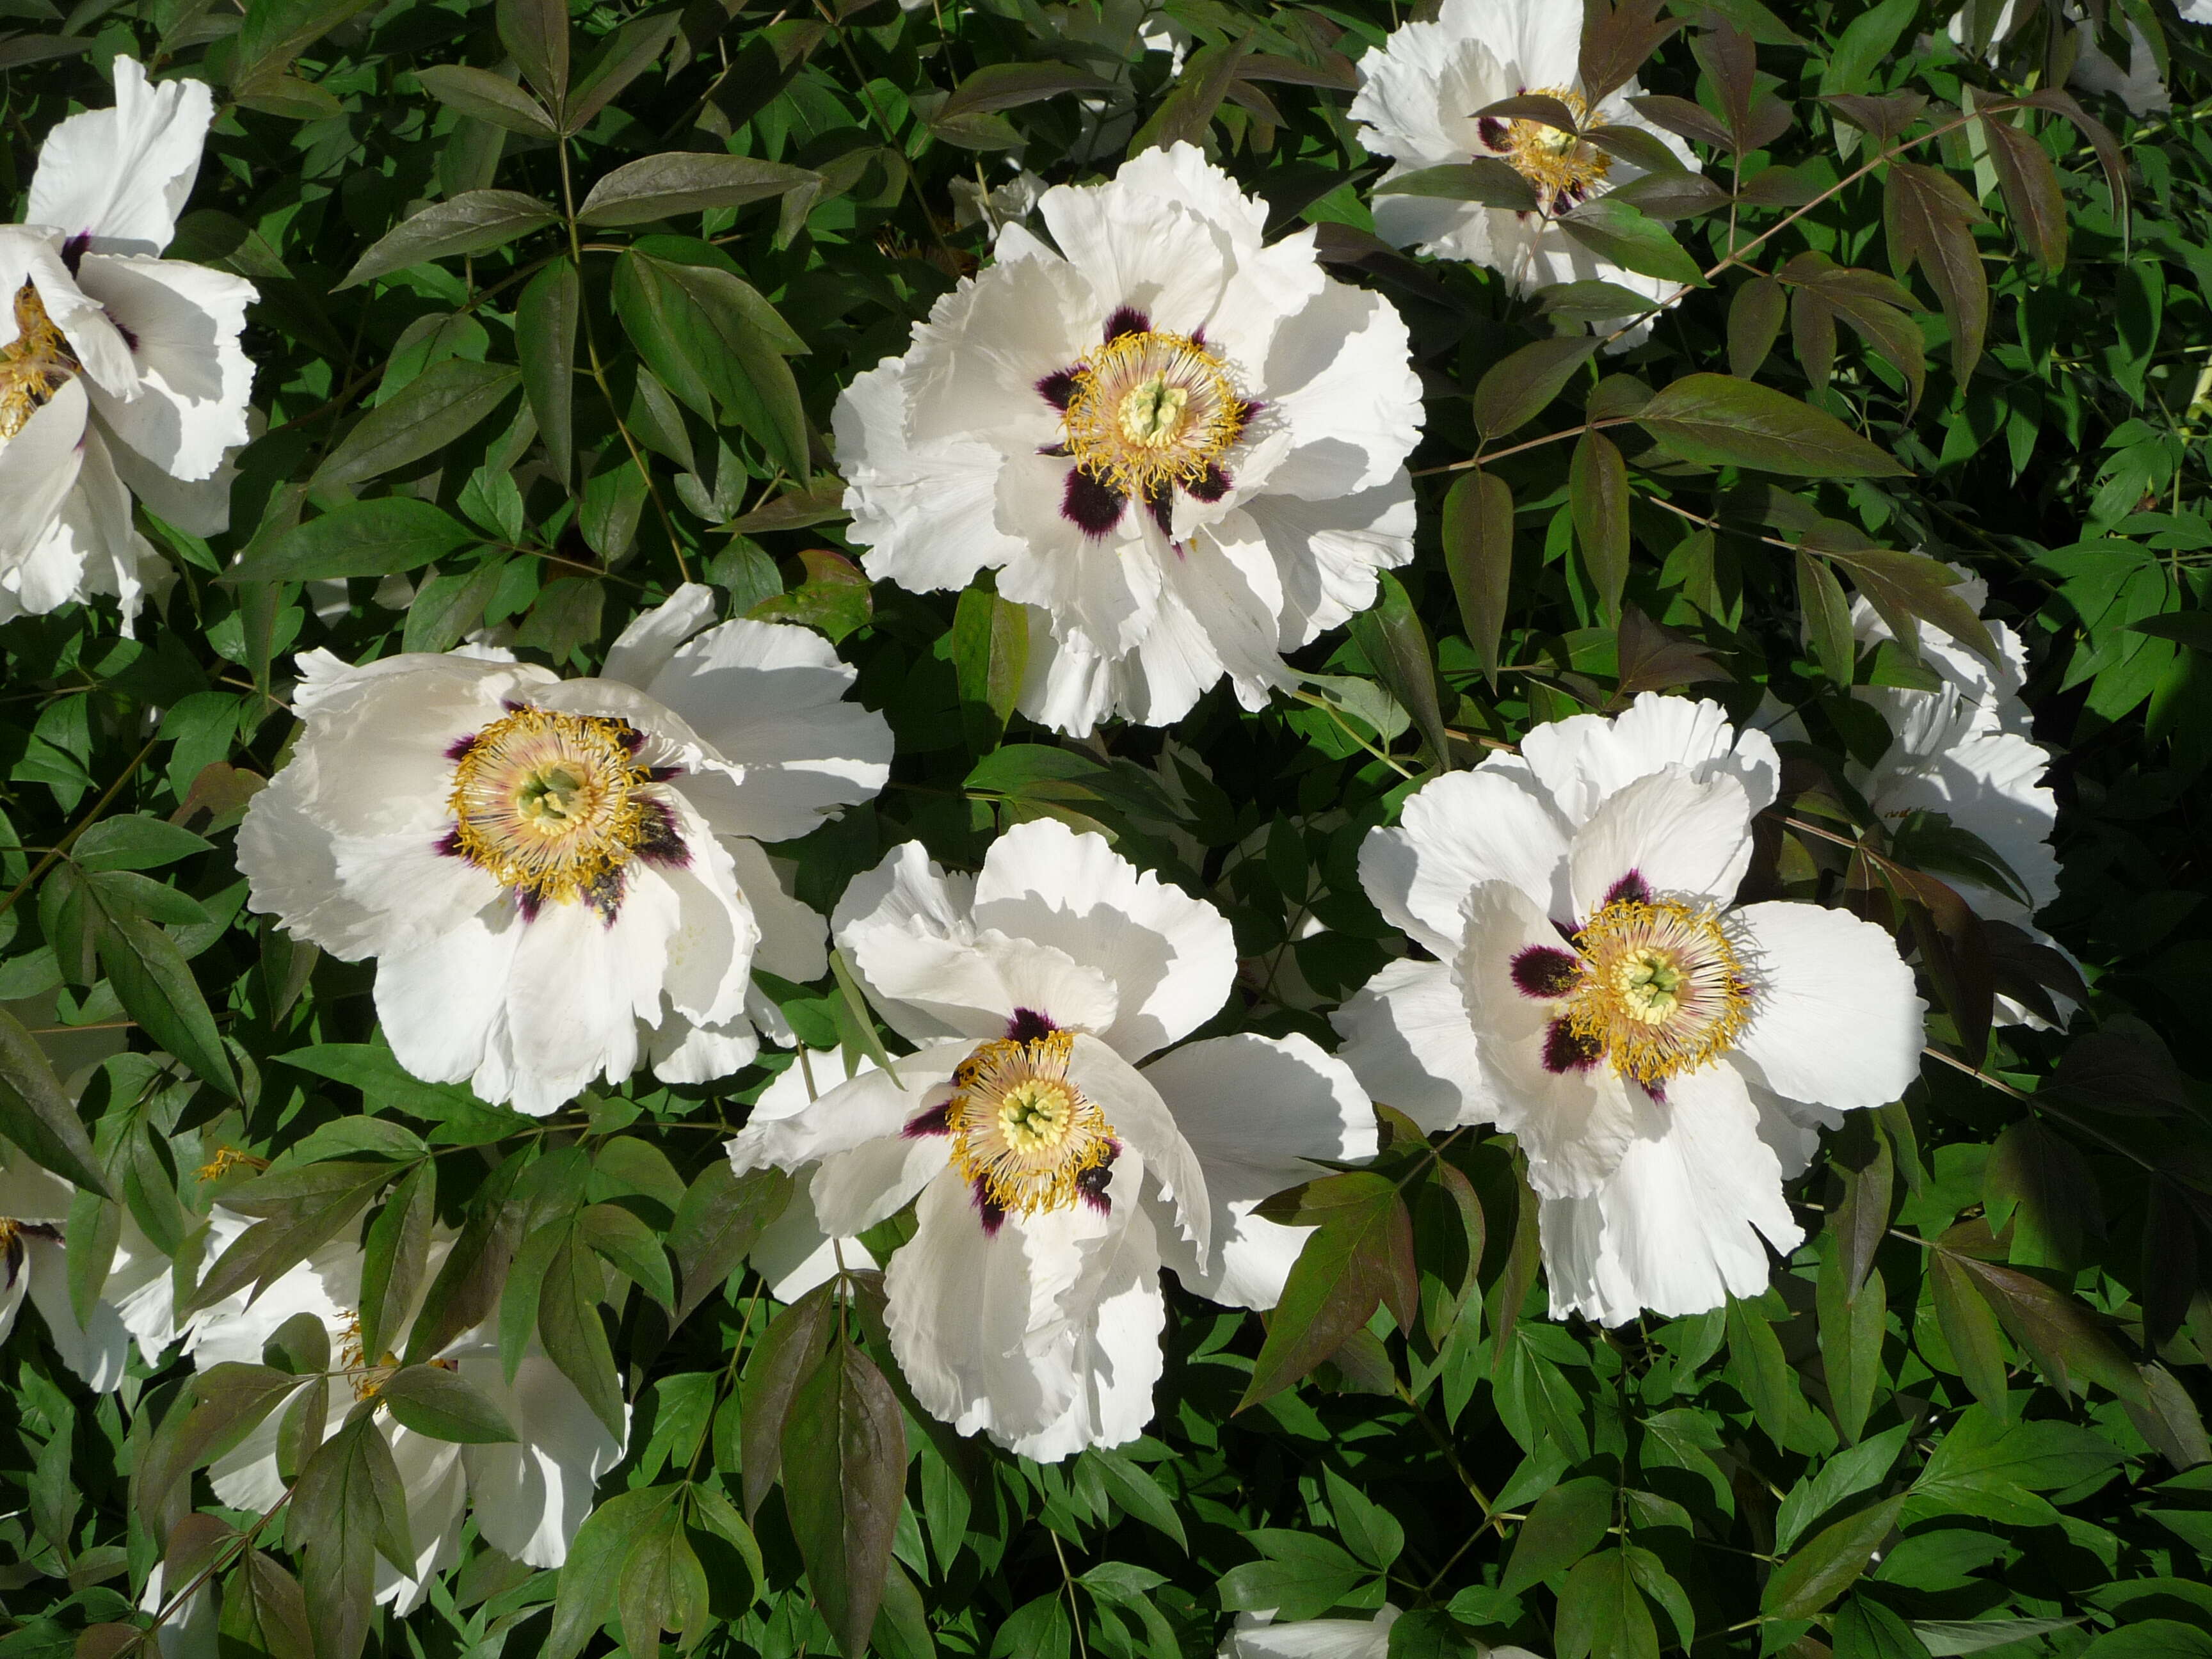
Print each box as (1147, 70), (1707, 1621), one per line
(1834, 1597), (1932, 1659)
(1557, 1548), (1659, 1659)
(1443, 467), (1516, 684)
(376, 1365), (519, 1444)
(356, 1160), (434, 1363)
(581, 1201), (675, 1309)
(0, 1005), (111, 1194)
(1347, 571), (1452, 769)
(2078, 1625), (2212, 1659)
(1724, 1294), (1797, 1446)
(71, 818), (212, 873)
(739, 1282), (839, 1519)
(134, 1365), (303, 1536)
(537, 1225), (627, 1439)
(1502, 1476), (1615, 1596)
(578, 153), (821, 227)
(1473, 337), (1599, 439)
(496, 0), (568, 113)
(1557, 197), (1708, 289)
(412, 65), (557, 139)
(95, 913), (234, 1096)
(748, 547), (873, 643)
(617, 1501), (710, 1655)
(1242, 1172), (1416, 1409)
(316, 360), (522, 490)
(1218, 1532), (1368, 1623)
(231, 0), (385, 94)
(1884, 162), (1989, 381)
(1375, 159), (1538, 209)
(1777, 1426), (1909, 1553)
(1323, 1464), (1404, 1571)
(337, 191), (561, 289)
(937, 61), (1118, 119)
(1571, 429), (1630, 625)
(952, 581), (1033, 747)
(225, 499), (476, 584)
(1635, 374), (1906, 477)
(1762, 1495), (1904, 1619)
(290, 1412), (413, 1659)
(545, 1487), (678, 1659)
(668, 1160), (792, 1326)
(781, 1338), (908, 1658)
(612, 250), (809, 477)
(1090, 1447), (1189, 1553)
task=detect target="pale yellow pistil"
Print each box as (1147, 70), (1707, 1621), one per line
(1119, 374), (1190, 449)
(0, 283), (80, 443)
(1617, 948), (1685, 1023)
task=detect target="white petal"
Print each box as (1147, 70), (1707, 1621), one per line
(830, 842), (983, 1045)
(1142, 1033), (1375, 1310)
(750, 1165), (879, 1302)
(376, 910), (526, 1102)
(28, 58), (212, 254)
(1253, 280), (1423, 500)
(1730, 901), (1925, 1114)
(374, 1428), (467, 1612)
(457, 1350), (627, 1568)
(1068, 1032), (1211, 1259)
(1333, 956), (1491, 1134)
(972, 817), (1235, 1057)
(599, 582), (717, 689)
(1523, 693), (1780, 826)
(1227, 477), (1417, 650)
(727, 837), (828, 985)
(1361, 767), (1571, 955)
(849, 921), (1121, 1043)
(1539, 1060), (1801, 1325)
(75, 254), (255, 482)
(645, 618), (892, 842)
(0, 376), (89, 572)
(883, 1169), (1089, 1446)
(1221, 1605), (1399, 1659)
(0, 225), (135, 396)
(725, 1041), (968, 1178)
(20, 1234), (132, 1390)
(1455, 881), (1647, 1198)
(1566, 766), (1755, 918)
(1006, 1190), (1167, 1461)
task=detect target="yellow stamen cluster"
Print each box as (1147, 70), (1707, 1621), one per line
(448, 705), (662, 911)
(195, 1145), (269, 1182)
(337, 1313), (394, 1401)
(947, 1030), (1118, 1217)
(1564, 898), (1752, 1087)
(1487, 87), (1612, 214)
(0, 283), (80, 442)
(1061, 330), (1247, 501)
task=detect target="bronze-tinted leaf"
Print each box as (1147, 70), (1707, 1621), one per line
(1571, 429), (1630, 624)
(1443, 467), (1516, 684)
(1884, 162), (1989, 381)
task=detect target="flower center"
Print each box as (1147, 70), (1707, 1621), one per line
(947, 1030), (1119, 1221)
(446, 704), (677, 917)
(1482, 87), (1612, 214)
(0, 284), (81, 444)
(1062, 330), (1247, 502)
(1542, 898), (1752, 1087)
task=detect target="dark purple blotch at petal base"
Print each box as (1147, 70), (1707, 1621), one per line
(1038, 367), (1079, 410)
(1511, 944), (1582, 1000)
(445, 733), (481, 763)
(1144, 485), (1173, 536)
(1103, 305), (1150, 342)
(1077, 1142), (1120, 1215)
(1543, 1018), (1603, 1075)
(1007, 1007), (1057, 1043)
(1605, 870), (1653, 908)
(1187, 463), (1231, 503)
(633, 799), (689, 869)
(1063, 468), (1126, 538)
(433, 826), (465, 858)
(904, 1100), (954, 1138)
(974, 1178), (1008, 1237)
(1478, 116), (1509, 151)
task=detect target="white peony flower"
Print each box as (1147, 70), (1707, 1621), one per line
(237, 585), (892, 1114)
(833, 141), (1423, 735)
(1349, 0), (1701, 342)
(184, 1228), (627, 1603)
(1334, 694), (1926, 1325)
(0, 58), (257, 631)
(0, 1151), (180, 1390)
(725, 817), (1375, 1459)
(1819, 571), (2068, 1025)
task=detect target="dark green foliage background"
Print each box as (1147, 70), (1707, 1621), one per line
(3, 1), (2212, 1657)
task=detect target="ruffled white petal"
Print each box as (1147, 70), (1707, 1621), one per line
(1538, 1059), (1803, 1325)
(27, 58), (212, 255)
(1141, 1033), (1375, 1310)
(1565, 766), (1756, 918)
(1332, 956), (1492, 1133)
(1362, 767), (1573, 954)
(1729, 901), (1924, 1114)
